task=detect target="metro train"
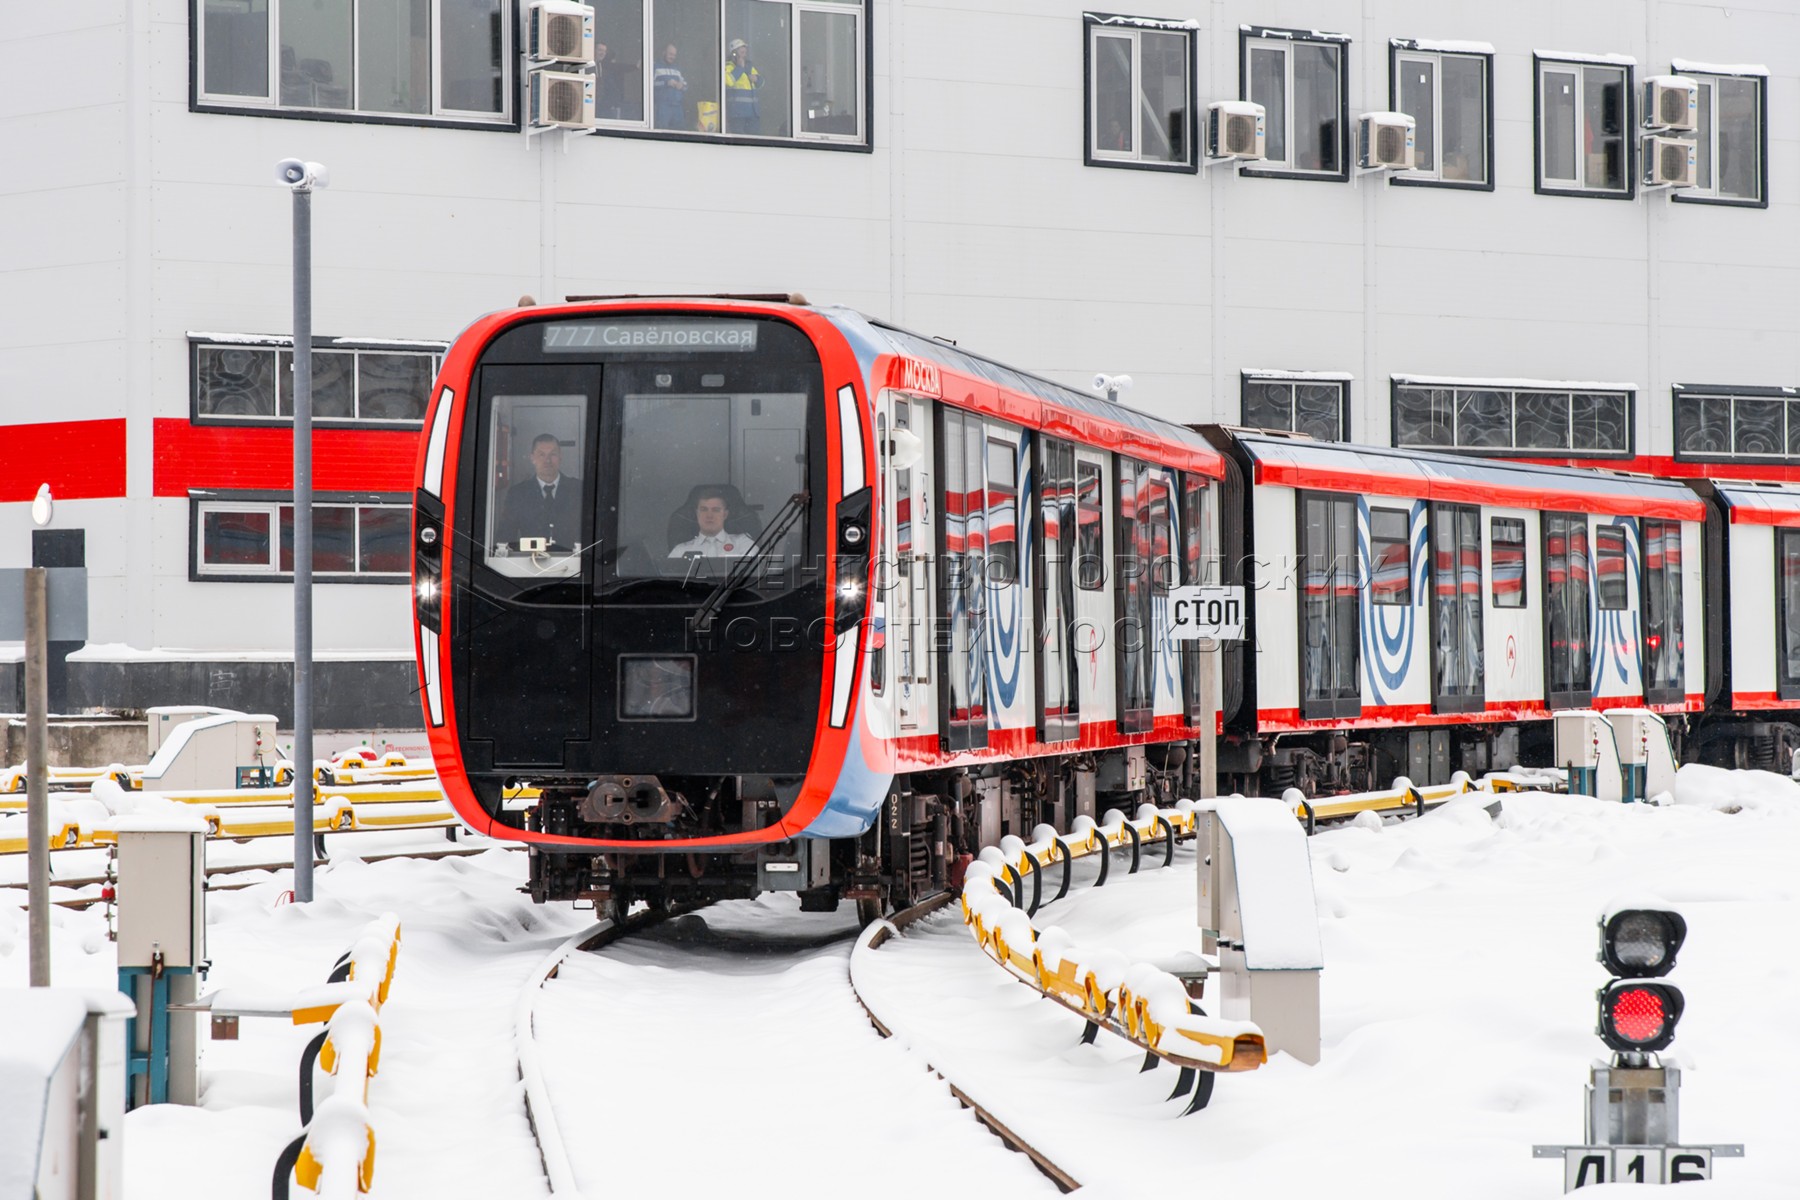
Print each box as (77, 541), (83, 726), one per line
(411, 296), (1800, 911)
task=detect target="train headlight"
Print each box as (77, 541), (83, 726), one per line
(1598, 980), (1685, 1053)
(1599, 908), (1686, 978)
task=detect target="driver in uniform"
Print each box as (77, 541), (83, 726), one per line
(669, 489), (758, 558)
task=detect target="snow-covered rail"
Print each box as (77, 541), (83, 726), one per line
(850, 892), (1083, 1193)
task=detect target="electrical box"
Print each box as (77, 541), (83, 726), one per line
(1554, 710), (1624, 802)
(115, 827), (206, 970)
(145, 706), (232, 757)
(140, 712), (277, 792)
(757, 837), (829, 891)
(0, 989), (133, 1200)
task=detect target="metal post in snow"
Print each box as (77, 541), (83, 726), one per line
(25, 566), (50, 986)
(278, 158), (327, 903)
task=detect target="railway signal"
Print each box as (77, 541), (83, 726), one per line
(1534, 905), (1742, 1189)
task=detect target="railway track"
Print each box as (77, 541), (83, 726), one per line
(851, 891), (1082, 1193)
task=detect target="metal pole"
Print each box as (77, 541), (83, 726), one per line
(291, 185), (314, 904)
(25, 566), (51, 985)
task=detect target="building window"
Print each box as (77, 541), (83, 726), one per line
(1084, 15), (1194, 169)
(1535, 54), (1633, 197)
(1241, 26), (1349, 180)
(593, 0), (865, 145)
(1389, 40), (1491, 187)
(1491, 517), (1526, 609)
(194, 495), (411, 580)
(1367, 507), (1411, 607)
(196, 0), (511, 124)
(1673, 386), (1800, 461)
(1673, 65), (1767, 207)
(1392, 378), (1633, 457)
(1241, 373), (1348, 440)
(192, 337), (444, 426)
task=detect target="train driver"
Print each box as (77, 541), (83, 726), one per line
(668, 488), (758, 558)
(498, 433), (582, 550)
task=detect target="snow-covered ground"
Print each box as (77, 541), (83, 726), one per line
(1, 764), (1795, 1197)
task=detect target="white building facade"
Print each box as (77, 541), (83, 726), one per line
(2, 0), (1795, 727)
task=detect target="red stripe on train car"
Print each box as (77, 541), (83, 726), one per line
(888, 713), (1200, 773)
(873, 353), (1226, 479)
(153, 419), (420, 496)
(1723, 507), (1800, 529)
(1728, 692), (1800, 711)
(0, 419), (127, 501)
(1253, 460), (1704, 521)
(1256, 700), (1554, 732)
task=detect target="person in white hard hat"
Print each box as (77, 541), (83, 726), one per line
(723, 38), (762, 134)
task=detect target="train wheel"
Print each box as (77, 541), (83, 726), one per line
(855, 896), (885, 926)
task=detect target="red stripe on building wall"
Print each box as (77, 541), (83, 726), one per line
(153, 420), (422, 496)
(1, 419), (127, 501)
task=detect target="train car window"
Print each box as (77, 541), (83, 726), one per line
(1300, 492), (1361, 718)
(940, 407), (989, 749)
(892, 400), (922, 686)
(1491, 518), (1527, 609)
(1368, 508), (1412, 606)
(1430, 503), (1484, 710)
(1778, 531), (1800, 695)
(1077, 462), (1105, 589)
(480, 392), (589, 580)
(1146, 467), (1177, 594)
(1543, 513), (1592, 707)
(1595, 525), (1628, 610)
(986, 437), (1019, 585)
(1037, 436), (1079, 742)
(1642, 519), (1684, 702)
(613, 387), (808, 578)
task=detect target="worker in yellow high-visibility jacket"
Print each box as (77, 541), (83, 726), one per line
(724, 39), (762, 134)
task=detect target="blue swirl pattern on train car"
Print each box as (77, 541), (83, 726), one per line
(1590, 517), (1641, 692)
(985, 435), (1029, 713)
(1358, 498), (1427, 704)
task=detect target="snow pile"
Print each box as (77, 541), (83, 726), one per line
(1672, 762), (1800, 812)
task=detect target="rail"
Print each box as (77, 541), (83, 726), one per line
(850, 892), (1083, 1192)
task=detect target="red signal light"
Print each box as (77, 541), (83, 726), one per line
(1598, 981), (1684, 1052)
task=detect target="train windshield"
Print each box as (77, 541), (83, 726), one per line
(611, 383), (809, 580)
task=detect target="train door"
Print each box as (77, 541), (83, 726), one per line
(1298, 491), (1360, 719)
(883, 393), (932, 734)
(939, 406), (988, 751)
(1179, 474), (1210, 728)
(1429, 502), (1485, 714)
(1641, 518), (1686, 706)
(1542, 511), (1593, 709)
(462, 364), (597, 767)
(1073, 448), (1115, 727)
(1114, 456), (1163, 735)
(1036, 436), (1080, 743)
(1484, 509), (1538, 709)
(982, 426), (1033, 732)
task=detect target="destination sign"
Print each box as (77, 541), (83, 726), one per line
(542, 319), (759, 353)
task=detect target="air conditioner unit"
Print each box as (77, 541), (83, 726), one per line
(1358, 112), (1416, 170)
(1645, 135), (1697, 187)
(529, 1), (595, 65)
(1206, 101), (1265, 160)
(531, 70), (595, 129)
(1643, 75), (1698, 132)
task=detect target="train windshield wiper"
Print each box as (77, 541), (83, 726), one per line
(691, 490), (810, 634)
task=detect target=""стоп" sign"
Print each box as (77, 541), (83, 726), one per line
(1167, 586), (1244, 641)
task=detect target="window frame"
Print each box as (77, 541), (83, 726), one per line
(1387, 40), (1494, 192)
(1490, 516), (1527, 610)
(1542, 512), (1594, 710)
(1082, 13), (1197, 173)
(190, 0), (518, 130)
(587, 0), (872, 152)
(1239, 25), (1351, 183)
(1671, 384), (1800, 464)
(1533, 53), (1636, 200)
(189, 489), (413, 583)
(1594, 524), (1628, 612)
(1428, 501), (1485, 714)
(1776, 529), (1800, 702)
(1390, 378), (1636, 459)
(190, 335), (446, 429)
(1296, 490), (1362, 720)
(1671, 66), (1768, 209)
(1240, 371), (1351, 441)
(1366, 506), (1412, 608)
